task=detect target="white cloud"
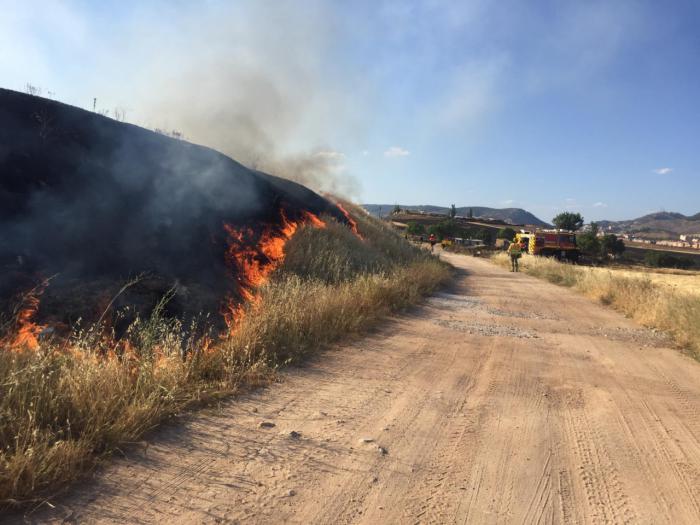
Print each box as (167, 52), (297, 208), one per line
(653, 167), (673, 175)
(361, 150), (369, 156)
(593, 202), (607, 208)
(384, 146), (410, 158)
(501, 199), (515, 206)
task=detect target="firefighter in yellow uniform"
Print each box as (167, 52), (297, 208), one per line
(508, 241), (522, 272)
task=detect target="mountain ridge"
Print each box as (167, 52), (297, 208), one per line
(597, 211), (700, 238)
(362, 204), (549, 227)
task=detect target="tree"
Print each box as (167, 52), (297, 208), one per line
(497, 227), (516, 240)
(600, 234), (625, 258)
(576, 222), (600, 255)
(428, 219), (461, 240)
(426, 224), (442, 239)
(473, 228), (493, 243)
(392, 204), (402, 215)
(449, 204), (457, 219)
(406, 222), (425, 235)
(553, 212), (584, 231)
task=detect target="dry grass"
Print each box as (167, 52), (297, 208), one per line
(594, 267), (700, 297)
(492, 253), (700, 358)
(0, 208), (451, 507)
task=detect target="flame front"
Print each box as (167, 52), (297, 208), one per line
(1, 280), (47, 351)
(223, 209), (326, 329)
(1, 209), (335, 347)
(335, 203), (363, 239)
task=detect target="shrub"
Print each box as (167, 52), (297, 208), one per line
(644, 251), (694, 269)
(600, 234), (625, 257)
(497, 227), (516, 240)
(406, 221), (426, 236)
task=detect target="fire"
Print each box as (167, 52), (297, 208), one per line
(1, 280), (48, 351)
(335, 202), (363, 239)
(1, 208), (332, 349)
(223, 209), (326, 329)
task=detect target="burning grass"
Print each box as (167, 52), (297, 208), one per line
(491, 252), (700, 359)
(0, 204), (451, 507)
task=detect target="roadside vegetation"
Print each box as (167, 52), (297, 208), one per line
(575, 223), (626, 260)
(492, 252), (700, 358)
(643, 250), (696, 270)
(406, 219), (493, 244)
(0, 204), (451, 507)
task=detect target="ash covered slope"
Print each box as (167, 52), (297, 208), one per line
(0, 88), (345, 324)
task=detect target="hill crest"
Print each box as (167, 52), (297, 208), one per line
(362, 204), (549, 227)
(597, 211), (700, 238)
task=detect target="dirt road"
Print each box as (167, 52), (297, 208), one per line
(28, 252), (700, 524)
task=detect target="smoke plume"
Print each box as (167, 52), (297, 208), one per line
(99, 1), (364, 198)
(0, 87), (348, 330)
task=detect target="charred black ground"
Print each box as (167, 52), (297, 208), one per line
(0, 88), (347, 333)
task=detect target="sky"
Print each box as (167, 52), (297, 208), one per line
(1, 0), (699, 222)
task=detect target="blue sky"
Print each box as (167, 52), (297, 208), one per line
(1, 0), (699, 222)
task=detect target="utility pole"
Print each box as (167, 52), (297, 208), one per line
(93, 98), (97, 112)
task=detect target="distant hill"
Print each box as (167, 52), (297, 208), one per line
(362, 204), (549, 227)
(598, 212), (700, 239)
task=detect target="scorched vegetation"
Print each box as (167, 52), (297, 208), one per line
(0, 204), (450, 507)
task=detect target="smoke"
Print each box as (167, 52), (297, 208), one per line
(0, 86), (349, 325)
(0, 1), (364, 197)
(100, 1), (364, 198)
(258, 151), (360, 198)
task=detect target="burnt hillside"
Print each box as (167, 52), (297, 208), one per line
(0, 88), (346, 331)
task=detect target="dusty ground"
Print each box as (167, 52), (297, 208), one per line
(20, 252), (700, 524)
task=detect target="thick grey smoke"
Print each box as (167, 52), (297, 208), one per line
(107, 1), (364, 198)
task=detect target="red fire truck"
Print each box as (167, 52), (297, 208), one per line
(514, 230), (579, 261)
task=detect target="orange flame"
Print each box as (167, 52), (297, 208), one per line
(223, 209), (326, 329)
(335, 203), (363, 239)
(2, 280), (48, 352)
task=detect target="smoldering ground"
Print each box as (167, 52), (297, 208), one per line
(0, 88), (347, 331)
